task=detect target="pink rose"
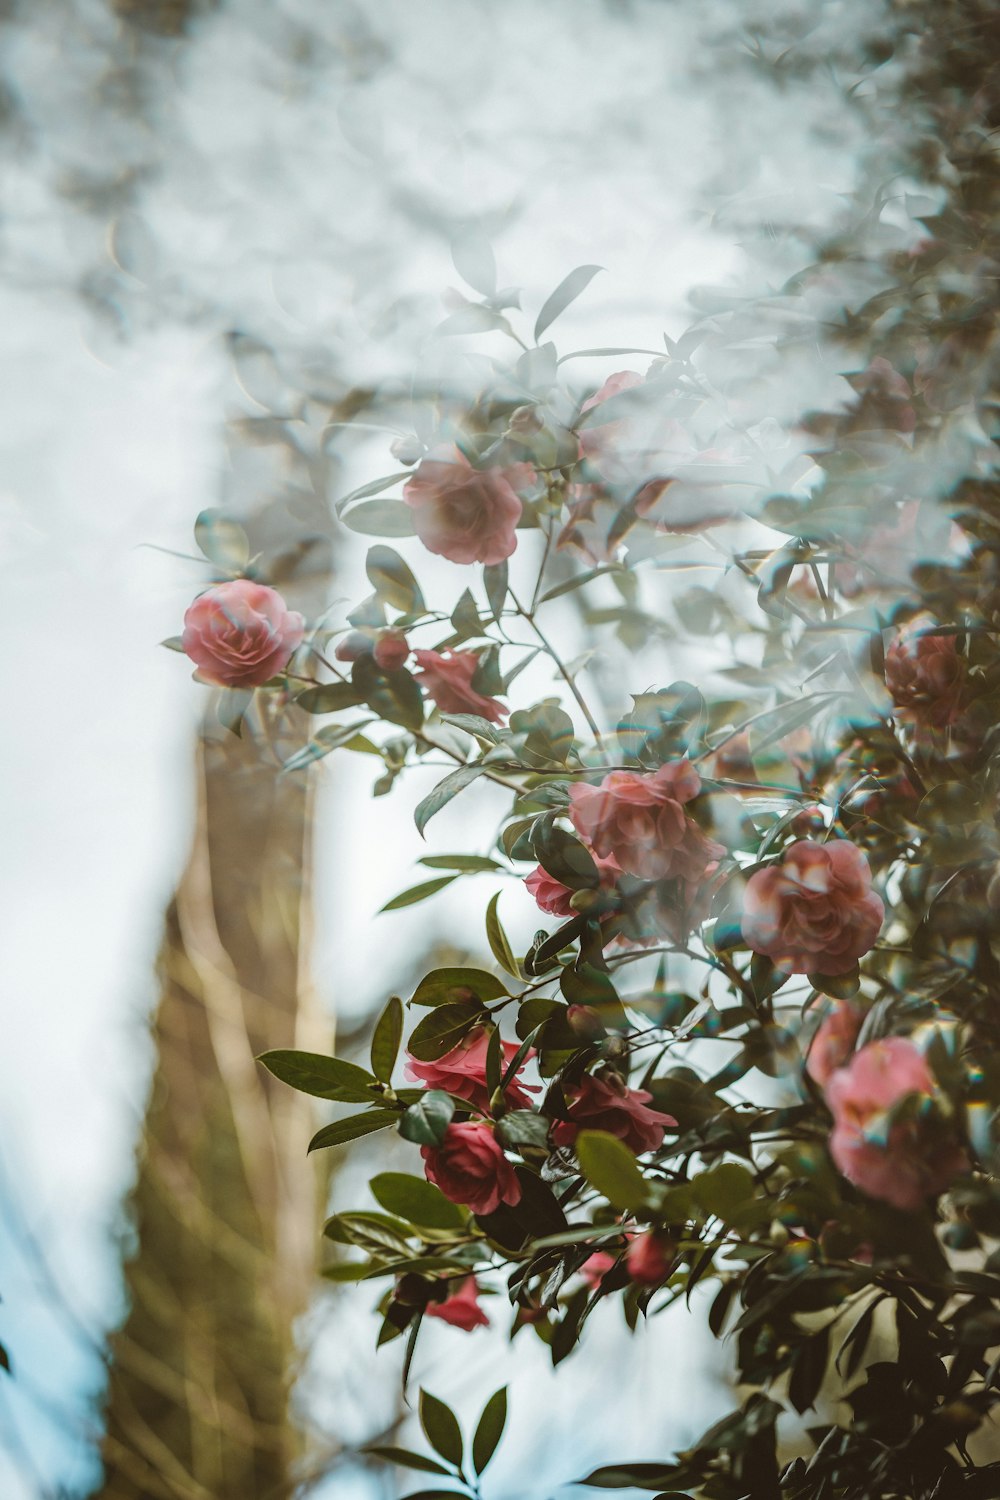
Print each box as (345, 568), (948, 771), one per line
(421, 1121), (522, 1216)
(885, 630), (967, 728)
(426, 1277), (489, 1331)
(580, 1250), (618, 1288)
(805, 999), (864, 1088)
(626, 1230), (675, 1286)
(373, 630), (410, 671)
(412, 648), (508, 723)
(404, 1027), (537, 1114)
(826, 1038), (967, 1211)
(182, 579), (305, 689)
(525, 853), (620, 917)
(741, 839), (884, 976)
(568, 763), (723, 882)
(550, 1073), (675, 1155)
(403, 448), (524, 565)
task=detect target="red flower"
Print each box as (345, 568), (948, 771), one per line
(568, 763), (723, 882)
(741, 840), (884, 976)
(426, 1277), (489, 1331)
(182, 580), (304, 688)
(626, 1231), (674, 1286)
(524, 853), (621, 917)
(413, 648), (508, 723)
(403, 448), (525, 565)
(826, 1038), (967, 1211)
(421, 1122), (522, 1216)
(404, 1028), (536, 1114)
(580, 1250), (618, 1288)
(551, 1073), (674, 1155)
(885, 629), (967, 728)
(805, 999), (864, 1088)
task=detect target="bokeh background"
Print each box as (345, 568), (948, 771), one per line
(0, 1), (887, 1495)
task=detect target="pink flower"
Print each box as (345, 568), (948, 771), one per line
(580, 1250), (618, 1288)
(826, 1038), (967, 1211)
(525, 853), (620, 917)
(626, 1231), (674, 1286)
(412, 648), (508, 723)
(404, 1028), (537, 1114)
(885, 630), (967, 728)
(421, 1121), (522, 1216)
(426, 1277), (489, 1331)
(403, 448), (524, 565)
(568, 763), (724, 882)
(741, 840), (884, 976)
(373, 630), (410, 671)
(182, 580), (305, 689)
(551, 1073), (675, 1155)
(805, 999), (864, 1088)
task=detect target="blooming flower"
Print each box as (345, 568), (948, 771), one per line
(805, 999), (864, 1088)
(885, 629), (967, 729)
(741, 839), (884, 976)
(524, 853), (621, 917)
(421, 1121), (522, 1215)
(826, 1037), (967, 1211)
(404, 1028), (536, 1113)
(568, 762), (724, 882)
(403, 448), (525, 565)
(412, 648), (508, 723)
(182, 579), (305, 689)
(426, 1277), (489, 1331)
(550, 1073), (675, 1155)
(626, 1231), (674, 1286)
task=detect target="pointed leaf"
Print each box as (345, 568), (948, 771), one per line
(419, 1390), (464, 1468)
(415, 765), (485, 837)
(371, 1172), (466, 1229)
(575, 1130), (650, 1210)
(534, 265), (604, 342)
(379, 875), (459, 913)
(308, 1109), (400, 1152)
(472, 1387), (508, 1474)
(370, 996), (404, 1082)
(485, 891), (519, 977)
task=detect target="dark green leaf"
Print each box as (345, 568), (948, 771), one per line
(379, 875), (459, 912)
(485, 891), (520, 977)
(484, 562), (508, 621)
(296, 682), (366, 714)
(575, 1130), (650, 1210)
(258, 1050), (376, 1099)
(472, 1387), (508, 1474)
(408, 1003), (485, 1062)
(411, 967), (507, 1008)
(370, 1172), (466, 1229)
(353, 654), (425, 732)
(535, 264), (604, 342)
(308, 1109), (400, 1152)
(364, 1447), (453, 1477)
(370, 995), (403, 1082)
(419, 1390), (464, 1468)
(415, 766), (485, 837)
(398, 1090), (456, 1146)
(419, 854), (502, 873)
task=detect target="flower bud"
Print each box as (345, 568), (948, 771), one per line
(334, 630), (374, 662)
(626, 1231), (675, 1286)
(373, 630), (410, 671)
(569, 886), (604, 914)
(508, 404), (544, 434)
(393, 1273), (433, 1307)
(567, 1003), (606, 1041)
(390, 434), (425, 466)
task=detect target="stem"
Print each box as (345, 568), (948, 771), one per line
(508, 584), (608, 755)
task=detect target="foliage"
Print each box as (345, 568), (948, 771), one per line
(172, 2), (1000, 1495)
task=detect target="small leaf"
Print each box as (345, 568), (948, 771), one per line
(411, 968), (508, 1008)
(364, 1447), (453, 1477)
(419, 854), (502, 873)
(484, 561), (508, 621)
(408, 1004), (484, 1062)
(371, 1172), (466, 1229)
(194, 508), (250, 568)
(398, 1089), (456, 1146)
(281, 719), (375, 774)
(419, 1390), (464, 1468)
(258, 1050), (376, 1098)
(534, 264), (604, 342)
(415, 766), (485, 837)
(450, 587), (482, 640)
(472, 1387), (508, 1474)
(308, 1109), (400, 1152)
(343, 499), (417, 537)
(485, 892), (519, 977)
(575, 1130), (650, 1210)
(367, 544), (425, 614)
(380, 875), (459, 912)
(296, 682), (366, 714)
(336, 471), (411, 512)
(370, 996), (403, 1083)
(161, 635), (186, 652)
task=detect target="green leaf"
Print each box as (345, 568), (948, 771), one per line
(194, 508), (250, 568)
(534, 264), (604, 342)
(472, 1386), (508, 1474)
(411, 967), (508, 1008)
(370, 995), (403, 1083)
(281, 719), (376, 774)
(161, 635), (186, 652)
(398, 1089), (456, 1146)
(419, 854), (502, 873)
(575, 1130), (650, 1210)
(353, 654), (424, 732)
(258, 1050), (376, 1099)
(296, 682), (366, 713)
(485, 891), (519, 977)
(408, 1004), (484, 1062)
(343, 499), (417, 537)
(367, 544), (425, 614)
(484, 561), (508, 621)
(419, 1390), (464, 1468)
(415, 765), (485, 837)
(539, 566), (614, 604)
(364, 1446), (454, 1477)
(750, 952), (787, 1003)
(450, 587), (482, 640)
(809, 965), (861, 998)
(371, 1172), (466, 1229)
(583, 1463), (683, 1489)
(308, 1109), (400, 1152)
(691, 1162), (757, 1227)
(380, 875), (459, 912)
(336, 471), (411, 511)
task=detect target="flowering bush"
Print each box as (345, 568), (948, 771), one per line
(164, 8), (1000, 1496)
